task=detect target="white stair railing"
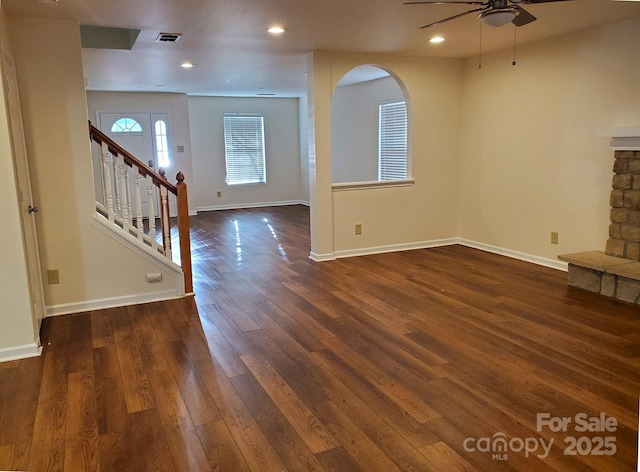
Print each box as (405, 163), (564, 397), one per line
(89, 122), (193, 293)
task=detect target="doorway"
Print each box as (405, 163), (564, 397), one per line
(3, 52), (46, 334)
(95, 112), (171, 218)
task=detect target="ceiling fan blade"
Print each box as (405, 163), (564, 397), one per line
(405, 1), (485, 4)
(511, 5), (536, 26)
(419, 7), (486, 28)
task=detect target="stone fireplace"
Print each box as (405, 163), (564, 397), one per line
(605, 149), (640, 260)
(559, 129), (640, 305)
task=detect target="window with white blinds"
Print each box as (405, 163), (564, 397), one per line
(223, 114), (266, 185)
(378, 101), (407, 181)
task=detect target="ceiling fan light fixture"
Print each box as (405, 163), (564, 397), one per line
(479, 8), (519, 27)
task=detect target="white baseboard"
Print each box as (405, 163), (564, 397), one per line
(333, 238), (458, 259)
(458, 239), (568, 271)
(195, 200), (306, 213)
(309, 237), (567, 271)
(0, 342), (42, 363)
(309, 252), (336, 262)
(45, 289), (184, 317)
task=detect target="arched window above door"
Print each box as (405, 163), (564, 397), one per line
(111, 117), (143, 133)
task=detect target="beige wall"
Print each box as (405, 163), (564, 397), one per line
(7, 16), (184, 317)
(458, 17), (640, 263)
(311, 19), (640, 263)
(188, 96), (303, 211)
(307, 52), (335, 259)
(308, 52), (463, 259)
(0, 13), (39, 358)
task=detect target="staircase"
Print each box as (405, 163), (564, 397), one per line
(88, 121), (193, 294)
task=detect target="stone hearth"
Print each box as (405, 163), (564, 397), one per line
(559, 132), (640, 306)
(558, 250), (640, 304)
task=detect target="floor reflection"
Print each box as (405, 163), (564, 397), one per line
(263, 217), (288, 260)
(233, 219), (242, 265)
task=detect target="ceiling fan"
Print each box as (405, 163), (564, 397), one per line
(404, 0), (571, 29)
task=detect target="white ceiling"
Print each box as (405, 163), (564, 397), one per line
(4, 0), (640, 97)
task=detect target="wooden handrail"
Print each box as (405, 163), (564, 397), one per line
(88, 120), (193, 295)
(89, 122), (177, 193)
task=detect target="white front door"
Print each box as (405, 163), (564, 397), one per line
(3, 53), (46, 334)
(98, 112), (159, 218)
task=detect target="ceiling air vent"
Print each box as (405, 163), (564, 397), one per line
(156, 33), (182, 43)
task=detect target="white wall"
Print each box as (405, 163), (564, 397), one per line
(308, 52), (464, 259)
(188, 96), (303, 211)
(332, 76), (404, 183)
(458, 17), (640, 264)
(7, 16), (185, 317)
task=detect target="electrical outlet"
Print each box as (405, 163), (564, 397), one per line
(355, 224), (362, 235)
(217, 191), (222, 198)
(551, 232), (559, 244)
(47, 269), (59, 285)
(146, 272), (162, 282)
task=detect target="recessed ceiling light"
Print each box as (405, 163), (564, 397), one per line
(181, 62), (193, 69)
(430, 36), (445, 44)
(267, 26), (285, 34)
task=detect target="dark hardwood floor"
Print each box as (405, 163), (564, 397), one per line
(1, 204), (638, 471)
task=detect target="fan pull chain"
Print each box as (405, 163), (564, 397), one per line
(478, 21), (483, 70)
(512, 26), (517, 66)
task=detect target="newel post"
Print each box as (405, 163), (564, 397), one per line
(176, 172), (194, 294)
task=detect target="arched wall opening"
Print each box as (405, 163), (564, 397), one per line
(306, 51), (462, 261)
(331, 65), (411, 185)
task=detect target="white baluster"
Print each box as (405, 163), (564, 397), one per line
(133, 165), (144, 240)
(147, 175), (157, 241)
(125, 166), (132, 229)
(160, 185), (172, 260)
(113, 154), (122, 216)
(101, 142), (115, 222)
(118, 155), (130, 229)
